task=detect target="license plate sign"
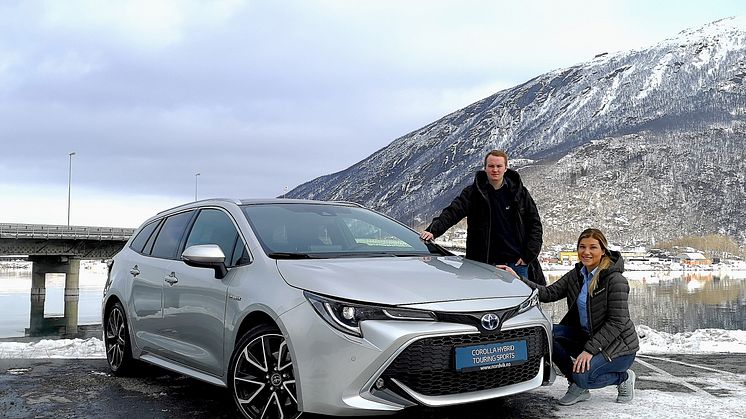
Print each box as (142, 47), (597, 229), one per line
(454, 340), (528, 372)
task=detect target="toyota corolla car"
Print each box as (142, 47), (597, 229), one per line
(102, 199), (553, 418)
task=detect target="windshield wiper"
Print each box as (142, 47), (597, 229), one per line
(318, 251), (395, 258)
(268, 251), (432, 259)
(267, 252), (315, 259)
(391, 252), (431, 257)
(327, 251), (430, 258)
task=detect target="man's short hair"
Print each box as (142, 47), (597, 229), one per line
(484, 150), (509, 167)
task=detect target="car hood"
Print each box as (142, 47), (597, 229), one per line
(275, 256), (532, 306)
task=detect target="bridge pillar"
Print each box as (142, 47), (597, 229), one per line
(28, 291), (46, 334)
(64, 258), (80, 298)
(30, 256), (66, 297)
(64, 259), (80, 335)
(27, 256), (81, 337)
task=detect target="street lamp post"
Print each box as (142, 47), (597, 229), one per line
(194, 173), (201, 202)
(67, 152), (76, 226)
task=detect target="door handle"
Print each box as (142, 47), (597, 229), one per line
(164, 272), (179, 285)
(130, 265), (140, 276)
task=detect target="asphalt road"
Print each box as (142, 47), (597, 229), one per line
(0, 354), (743, 418)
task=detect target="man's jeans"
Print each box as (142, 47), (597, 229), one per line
(507, 262), (528, 279)
(553, 324), (635, 389)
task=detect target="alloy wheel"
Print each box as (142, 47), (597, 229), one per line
(232, 332), (300, 419)
(105, 305), (127, 371)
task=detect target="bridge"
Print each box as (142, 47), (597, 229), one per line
(0, 223), (135, 337)
(0, 223), (135, 258)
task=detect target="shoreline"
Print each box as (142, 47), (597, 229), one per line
(542, 264), (746, 274)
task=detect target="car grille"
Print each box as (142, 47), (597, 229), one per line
(381, 326), (547, 397)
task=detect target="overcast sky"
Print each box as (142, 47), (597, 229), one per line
(1, 0), (744, 228)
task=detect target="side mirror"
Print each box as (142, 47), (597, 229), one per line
(182, 244), (228, 279)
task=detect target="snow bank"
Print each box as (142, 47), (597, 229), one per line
(637, 325), (746, 354)
(0, 337), (105, 359)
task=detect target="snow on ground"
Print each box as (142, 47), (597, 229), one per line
(0, 337), (104, 359)
(533, 373), (746, 418)
(1, 327), (745, 418)
(536, 326), (746, 418)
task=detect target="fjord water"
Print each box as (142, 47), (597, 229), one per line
(0, 264), (744, 338)
(543, 269), (746, 332)
(0, 263), (108, 338)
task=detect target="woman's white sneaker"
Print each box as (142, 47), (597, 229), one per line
(617, 369), (636, 403)
(558, 383), (590, 406)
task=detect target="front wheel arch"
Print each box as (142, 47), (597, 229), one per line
(228, 324), (301, 419)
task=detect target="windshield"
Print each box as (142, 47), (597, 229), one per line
(241, 203), (444, 259)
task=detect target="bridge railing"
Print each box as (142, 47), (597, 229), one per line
(0, 223), (135, 241)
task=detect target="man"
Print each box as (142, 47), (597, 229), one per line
(420, 150), (546, 285)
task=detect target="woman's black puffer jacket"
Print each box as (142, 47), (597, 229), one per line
(521, 251), (639, 360)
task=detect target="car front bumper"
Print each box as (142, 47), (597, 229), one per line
(280, 301), (552, 416)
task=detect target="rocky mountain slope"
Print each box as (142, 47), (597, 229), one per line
(287, 17), (746, 246)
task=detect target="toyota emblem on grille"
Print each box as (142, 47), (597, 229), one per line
(481, 313), (500, 331)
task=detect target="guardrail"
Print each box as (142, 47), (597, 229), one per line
(0, 223), (135, 241)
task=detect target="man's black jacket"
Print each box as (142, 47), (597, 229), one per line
(425, 169), (546, 285)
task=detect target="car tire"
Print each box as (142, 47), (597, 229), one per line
(229, 325), (301, 419)
(104, 301), (135, 375)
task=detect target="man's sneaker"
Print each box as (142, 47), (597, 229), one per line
(617, 369), (636, 403)
(558, 383), (590, 406)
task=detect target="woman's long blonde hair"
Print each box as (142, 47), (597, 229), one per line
(577, 228), (612, 294)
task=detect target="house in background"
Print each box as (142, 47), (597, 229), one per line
(559, 251), (579, 265)
(677, 252), (712, 267)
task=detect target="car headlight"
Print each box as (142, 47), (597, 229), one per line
(304, 291), (436, 337)
(517, 288), (539, 314)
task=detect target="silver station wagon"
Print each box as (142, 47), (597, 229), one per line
(102, 199), (553, 418)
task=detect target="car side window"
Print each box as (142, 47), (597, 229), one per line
(129, 220), (160, 254)
(184, 209), (242, 266)
(230, 236), (251, 266)
(142, 221), (161, 256)
(150, 211), (194, 259)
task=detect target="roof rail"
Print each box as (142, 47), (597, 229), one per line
(156, 198), (242, 215)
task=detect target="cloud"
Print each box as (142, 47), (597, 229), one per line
(0, 181), (183, 227)
(38, 0), (247, 50)
(36, 51), (102, 78)
(1, 0), (744, 225)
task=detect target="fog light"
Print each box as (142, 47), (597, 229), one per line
(341, 306), (356, 320)
(375, 378), (385, 389)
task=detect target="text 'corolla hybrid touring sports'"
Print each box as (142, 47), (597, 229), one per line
(102, 199), (553, 418)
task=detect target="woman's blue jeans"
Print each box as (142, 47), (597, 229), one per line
(552, 324), (635, 389)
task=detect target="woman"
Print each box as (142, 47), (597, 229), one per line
(500, 228), (638, 405)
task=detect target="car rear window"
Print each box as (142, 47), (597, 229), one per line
(129, 220), (160, 254)
(150, 211), (194, 259)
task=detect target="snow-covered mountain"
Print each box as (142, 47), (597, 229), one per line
(287, 17), (746, 246)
